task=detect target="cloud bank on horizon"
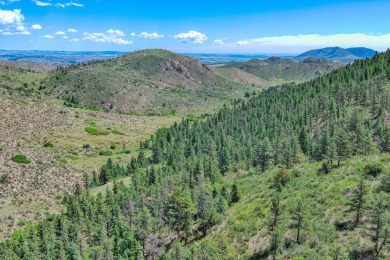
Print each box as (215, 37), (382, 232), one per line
(0, 0), (389, 53)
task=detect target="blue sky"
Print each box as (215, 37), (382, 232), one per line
(0, 0), (389, 53)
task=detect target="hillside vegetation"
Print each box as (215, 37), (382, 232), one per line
(0, 64), (46, 97)
(221, 56), (343, 82)
(42, 49), (267, 115)
(0, 50), (388, 259)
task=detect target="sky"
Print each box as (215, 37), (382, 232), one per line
(0, 0), (389, 53)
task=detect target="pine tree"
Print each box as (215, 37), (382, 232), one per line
(371, 192), (390, 257)
(254, 138), (273, 172)
(349, 179), (368, 225)
(165, 189), (197, 240)
(230, 183), (240, 204)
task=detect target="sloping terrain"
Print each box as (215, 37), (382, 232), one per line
(0, 60), (55, 73)
(222, 56), (343, 82)
(0, 50), (388, 259)
(296, 47), (376, 63)
(42, 49), (265, 115)
(0, 64), (46, 97)
(0, 96), (180, 239)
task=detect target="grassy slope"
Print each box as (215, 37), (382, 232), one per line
(222, 57), (343, 82)
(42, 49), (268, 115)
(0, 64), (46, 97)
(200, 153), (390, 259)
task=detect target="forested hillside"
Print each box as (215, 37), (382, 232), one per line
(0, 50), (389, 259)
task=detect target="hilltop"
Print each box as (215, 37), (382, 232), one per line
(41, 49), (266, 115)
(221, 56), (343, 82)
(296, 47), (376, 63)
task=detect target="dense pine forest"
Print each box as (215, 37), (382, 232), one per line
(1, 50), (389, 259)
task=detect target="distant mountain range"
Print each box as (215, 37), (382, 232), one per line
(295, 47), (376, 63)
(0, 50), (294, 67)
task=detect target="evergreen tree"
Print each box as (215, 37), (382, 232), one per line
(349, 178), (368, 225)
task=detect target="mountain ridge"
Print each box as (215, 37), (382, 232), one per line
(295, 46), (376, 63)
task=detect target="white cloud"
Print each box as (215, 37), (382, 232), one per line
(67, 28), (77, 33)
(55, 30), (65, 35)
(130, 32), (135, 36)
(43, 34), (53, 38)
(33, 0), (52, 6)
(0, 8), (30, 35)
(66, 2), (83, 7)
(83, 29), (132, 45)
(0, 8), (23, 24)
(173, 30), (207, 44)
(138, 32), (164, 39)
(62, 35), (68, 39)
(31, 24), (42, 30)
(236, 33), (390, 50)
(70, 38), (79, 42)
(213, 39), (224, 45)
(1, 0), (21, 5)
(236, 40), (249, 46)
(55, 2), (84, 8)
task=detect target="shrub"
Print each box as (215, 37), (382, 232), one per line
(0, 174), (9, 184)
(111, 130), (125, 135)
(110, 143), (116, 150)
(379, 172), (390, 192)
(99, 150), (113, 156)
(85, 127), (109, 136)
(11, 155), (31, 164)
(60, 159), (68, 164)
(43, 139), (54, 148)
(363, 163), (384, 177)
(274, 168), (293, 187)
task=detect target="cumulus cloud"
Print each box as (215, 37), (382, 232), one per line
(236, 33), (390, 50)
(55, 30), (65, 35)
(0, 8), (23, 24)
(62, 35), (68, 39)
(67, 28), (77, 33)
(138, 32), (164, 39)
(130, 32), (135, 36)
(83, 29), (132, 45)
(213, 39), (224, 45)
(31, 24), (42, 30)
(43, 34), (53, 38)
(70, 38), (79, 42)
(173, 30), (207, 44)
(0, 8), (30, 35)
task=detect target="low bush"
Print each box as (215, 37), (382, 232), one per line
(0, 174), (9, 184)
(111, 130), (125, 135)
(99, 150), (113, 156)
(363, 163), (384, 177)
(85, 127), (109, 136)
(11, 155), (31, 164)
